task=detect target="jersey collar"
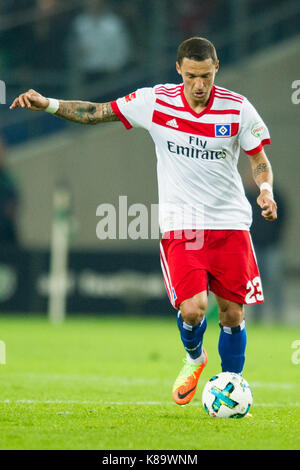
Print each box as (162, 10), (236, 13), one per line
(180, 84), (215, 118)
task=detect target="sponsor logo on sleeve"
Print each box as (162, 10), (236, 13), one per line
(251, 121), (264, 138)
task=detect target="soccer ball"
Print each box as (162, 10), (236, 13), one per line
(202, 372), (253, 418)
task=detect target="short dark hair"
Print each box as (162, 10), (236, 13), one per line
(177, 37), (218, 65)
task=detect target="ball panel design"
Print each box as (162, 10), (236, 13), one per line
(202, 372), (252, 418)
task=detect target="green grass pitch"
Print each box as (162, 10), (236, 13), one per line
(0, 314), (299, 450)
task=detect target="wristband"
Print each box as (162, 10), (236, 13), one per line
(45, 98), (60, 114)
(260, 182), (273, 194)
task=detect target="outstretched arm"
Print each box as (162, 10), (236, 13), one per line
(248, 149), (277, 221)
(10, 89), (119, 125)
(56, 100), (118, 124)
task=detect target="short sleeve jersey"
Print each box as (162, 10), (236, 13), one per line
(111, 84), (271, 233)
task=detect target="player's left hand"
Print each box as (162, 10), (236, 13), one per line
(257, 190), (277, 221)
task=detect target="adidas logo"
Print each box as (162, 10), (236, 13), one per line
(166, 118), (179, 128)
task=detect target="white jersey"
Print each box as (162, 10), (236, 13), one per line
(111, 84), (271, 233)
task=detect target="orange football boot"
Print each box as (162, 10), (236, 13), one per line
(173, 348), (208, 405)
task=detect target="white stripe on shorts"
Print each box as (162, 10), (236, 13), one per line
(249, 232), (258, 264)
(160, 241), (175, 307)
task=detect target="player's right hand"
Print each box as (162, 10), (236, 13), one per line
(10, 89), (49, 111)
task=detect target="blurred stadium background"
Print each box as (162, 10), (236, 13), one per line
(0, 0), (300, 324)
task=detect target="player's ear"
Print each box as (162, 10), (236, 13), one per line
(215, 60), (220, 73)
(176, 61), (182, 76)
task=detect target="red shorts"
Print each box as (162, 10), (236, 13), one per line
(160, 230), (264, 309)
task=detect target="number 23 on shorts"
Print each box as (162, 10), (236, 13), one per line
(245, 276), (264, 304)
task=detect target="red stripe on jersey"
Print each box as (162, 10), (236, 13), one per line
(243, 138), (271, 155)
(156, 98), (186, 111)
(155, 87), (182, 96)
(207, 109), (240, 115)
(152, 110), (239, 137)
(215, 91), (243, 103)
(214, 87), (244, 100)
(215, 95), (243, 104)
(155, 91), (182, 98)
(156, 85), (182, 93)
(215, 90), (243, 99)
(156, 99), (240, 115)
(110, 100), (132, 130)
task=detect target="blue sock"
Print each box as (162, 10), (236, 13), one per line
(177, 311), (207, 360)
(218, 320), (247, 374)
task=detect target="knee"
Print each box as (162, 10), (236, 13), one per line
(219, 305), (244, 327)
(180, 297), (207, 325)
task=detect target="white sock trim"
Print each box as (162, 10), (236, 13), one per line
(221, 319), (246, 335)
(186, 349), (205, 365)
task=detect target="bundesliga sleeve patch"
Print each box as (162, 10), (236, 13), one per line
(125, 92), (137, 103)
(215, 124), (231, 137)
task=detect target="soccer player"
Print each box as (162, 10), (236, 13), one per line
(10, 37), (277, 406)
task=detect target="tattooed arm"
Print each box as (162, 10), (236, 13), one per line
(249, 149), (273, 188)
(56, 101), (118, 124)
(248, 149), (277, 221)
(10, 89), (119, 125)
